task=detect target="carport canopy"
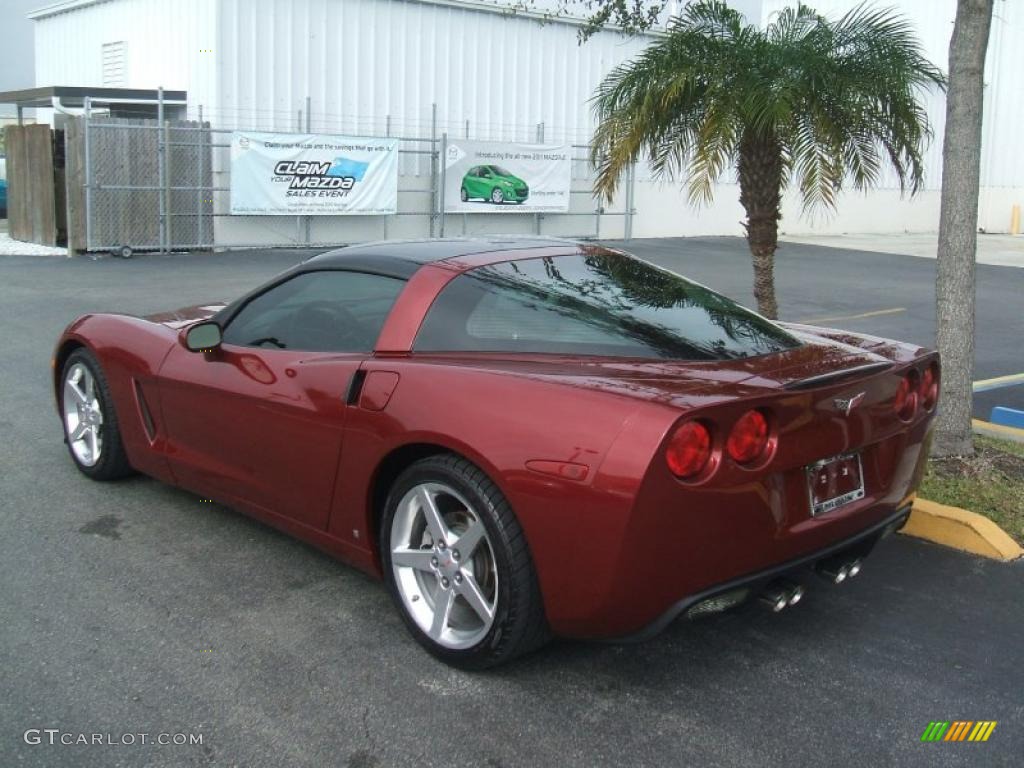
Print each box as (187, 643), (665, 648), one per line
(0, 86), (187, 120)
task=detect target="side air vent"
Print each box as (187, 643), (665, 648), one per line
(133, 380), (157, 441)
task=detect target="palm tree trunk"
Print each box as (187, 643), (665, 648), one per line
(933, 0), (994, 458)
(737, 132), (783, 319)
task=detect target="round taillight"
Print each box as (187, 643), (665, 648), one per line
(726, 409), (770, 464)
(666, 421), (712, 479)
(919, 362), (939, 411)
(895, 371), (920, 421)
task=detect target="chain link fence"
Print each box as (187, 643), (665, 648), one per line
(70, 92), (635, 254)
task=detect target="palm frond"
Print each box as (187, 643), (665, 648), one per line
(590, 0), (942, 212)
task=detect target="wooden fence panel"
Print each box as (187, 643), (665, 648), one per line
(5, 124), (57, 246)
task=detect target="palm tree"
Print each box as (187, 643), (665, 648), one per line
(590, 1), (945, 319)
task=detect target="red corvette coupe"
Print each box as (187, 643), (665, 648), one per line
(54, 238), (938, 668)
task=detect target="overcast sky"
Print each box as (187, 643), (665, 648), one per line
(0, 0), (41, 116)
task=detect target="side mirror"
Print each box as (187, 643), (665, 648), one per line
(185, 321), (222, 352)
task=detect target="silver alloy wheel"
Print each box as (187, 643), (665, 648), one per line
(390, 482), (499, 650)
(491, 187), (504, 203)
(63, 362), (104, 467)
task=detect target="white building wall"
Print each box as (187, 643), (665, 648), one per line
(29, 0), (1024, 242)
(32, 0), (218, 112)
(207, 0), (649, 244)
(214, 0), (648, 140)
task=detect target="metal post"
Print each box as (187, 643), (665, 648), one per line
(157, 88), (168, 254)
(463, 119), (469, 234)
(594, 143), (602, 240)
(194, 105), (204, 248)
(386, 114), (391, 137)
(439, 133), (448, 238)
(83, 97), (93, 251)
(624, 161), (636, 241)
(534, 122), (544, 235)
(295, 107), (303, 244)
(305, 96), (312, 245)
(429, 103), (437, 238)
(17, 106), (23, 126)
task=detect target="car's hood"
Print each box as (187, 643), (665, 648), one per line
(145, 302), (226, 329)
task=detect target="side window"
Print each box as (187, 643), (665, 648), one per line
(222, 271), (406, 352)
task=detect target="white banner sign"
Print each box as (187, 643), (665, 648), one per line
(230, 132), (398, 215)
(444, 140), (571, 213)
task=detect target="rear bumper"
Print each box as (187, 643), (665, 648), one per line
(611, 504), (911, 643)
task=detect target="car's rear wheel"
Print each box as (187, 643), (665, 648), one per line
(460, 186), (469, 202)
(381, 454), (548, 669)
(490, 187), (504, 204)
(60, 349), (133, 480)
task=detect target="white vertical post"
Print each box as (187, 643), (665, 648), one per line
(430, 103), (437, 238)
(534, 122), (544, 235)
(196, 104), (204, 248)
(305, 95), (312, 245)
(439, 133), (448, 238)
(83, 97), (93, 251)
(157, 86), (167, 254)
(463, 119), (469, 235)
(295, 106), (303, 244)
(622, 163), (630, 241)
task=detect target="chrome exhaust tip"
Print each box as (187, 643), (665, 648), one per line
(786, 583), (805, 606)
(816, 556), (861, 584)
(819, 561), (851, 581)
(759, 580), (804, 612)
(759, 586), (789, 613)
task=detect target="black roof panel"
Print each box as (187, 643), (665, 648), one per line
(304, 237), (582, 277)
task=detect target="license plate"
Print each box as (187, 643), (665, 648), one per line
(806, 453), (865, 516)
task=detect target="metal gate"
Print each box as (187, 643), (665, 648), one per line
(69, 93), (635, 254)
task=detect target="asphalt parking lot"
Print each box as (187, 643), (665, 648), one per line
(1, 238), (1022, 767)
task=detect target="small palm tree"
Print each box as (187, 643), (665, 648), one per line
(591, 1), (945, 319)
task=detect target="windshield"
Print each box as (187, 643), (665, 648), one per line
(488, 166), (514, 177)
(414, 251), (801, 360)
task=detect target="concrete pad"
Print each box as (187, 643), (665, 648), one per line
(780, 232), (1024, 268)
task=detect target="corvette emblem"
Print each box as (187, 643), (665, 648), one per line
(834, 392), (866, 416)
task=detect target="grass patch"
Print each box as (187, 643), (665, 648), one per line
(920, 436), (1024, 545)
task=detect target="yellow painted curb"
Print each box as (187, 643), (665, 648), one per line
(972, 418), (1024, 443)
(900, 498), (1023, 561)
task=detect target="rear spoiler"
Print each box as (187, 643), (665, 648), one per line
(783, 362), (894, 391)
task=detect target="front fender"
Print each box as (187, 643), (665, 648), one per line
(52, 314), (179, 483)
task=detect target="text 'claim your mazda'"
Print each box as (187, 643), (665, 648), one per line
(54, 238), (938, 668)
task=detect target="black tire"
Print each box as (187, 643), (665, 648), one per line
(490, 187), (504, 204)
(460, 186), (469, 202)
(60, 348), (134, 481)
(380, 453), (549, 669)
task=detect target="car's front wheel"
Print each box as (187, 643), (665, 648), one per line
(60, 348), (133, 480)
(381, 454), (548, 669)
(490, 187), (504, 204)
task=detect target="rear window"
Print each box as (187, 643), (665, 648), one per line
(414, 251), (800, 360)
